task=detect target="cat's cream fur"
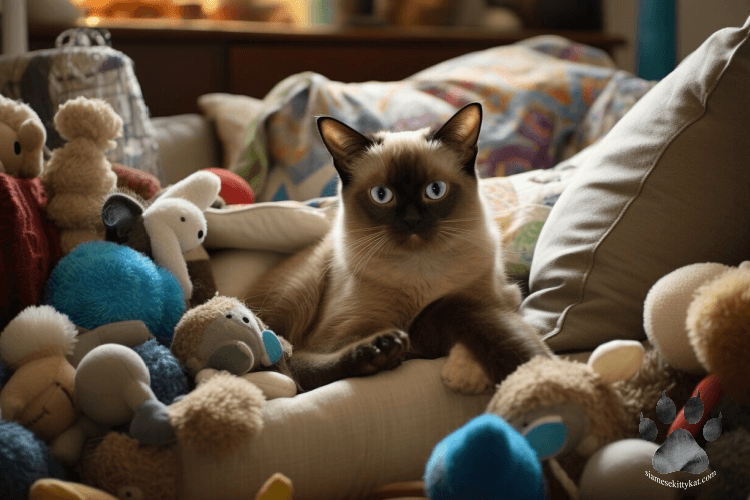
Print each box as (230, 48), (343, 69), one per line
(243, 103), (552, 392)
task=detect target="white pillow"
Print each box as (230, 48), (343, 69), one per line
(177, 358), (491, 500)
(203, 201), (335, 254)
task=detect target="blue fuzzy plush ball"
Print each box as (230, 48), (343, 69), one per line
(424, 413), (545, 500)
(133, 339), (191, 404)
(0, 421), (66, 500)
(45, 241), (185, 345)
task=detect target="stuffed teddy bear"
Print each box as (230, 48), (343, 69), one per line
(644, 261), (750, 500)
(0, 94), (46, 178)
(425, 339), (700, 500)
(171, 295), (296, 399)
(80, 371), (266, 500)
(102, 170), (221, 303)
(41, 96), (121, 254)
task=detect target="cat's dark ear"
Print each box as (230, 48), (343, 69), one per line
(432, 102), (482, 175)
(317, 117), (372, 185)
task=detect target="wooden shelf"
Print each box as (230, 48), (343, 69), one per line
(29, 19), (626, 117)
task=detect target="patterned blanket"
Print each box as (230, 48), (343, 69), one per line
(224, 35), (655, 277)
(233, 35), (654, 206)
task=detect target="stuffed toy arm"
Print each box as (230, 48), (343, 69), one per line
(68, 320), (153, 367)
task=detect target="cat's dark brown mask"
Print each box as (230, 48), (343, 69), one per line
(317, 103), (484, 249)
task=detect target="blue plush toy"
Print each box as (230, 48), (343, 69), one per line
(132, 339), (190, 405)
(0, 420), (67, 500)
(424, 413), (570, 500)
(45, 240), (185, 345)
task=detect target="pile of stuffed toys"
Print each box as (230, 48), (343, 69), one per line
(0, 94), (295, 500)
(1, 93), (749, 500)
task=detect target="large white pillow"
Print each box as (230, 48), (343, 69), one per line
(177, 358), (491, 500)
(521, 16), (750, 352)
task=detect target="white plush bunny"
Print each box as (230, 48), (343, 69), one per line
(142, 171), (221, 300)
(103, 171), (221, 302)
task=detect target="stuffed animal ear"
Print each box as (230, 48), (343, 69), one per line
(102, 193), (145, 244)
(157, 171), (221, 211)
(522, 414), (568, 460)
(587, 340), (644, 384)
(18, 117), (46, 178)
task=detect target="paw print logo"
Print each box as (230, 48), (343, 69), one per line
(639, 390), (722, 474)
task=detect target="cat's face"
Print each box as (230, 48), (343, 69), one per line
(318, 103), (485, 253)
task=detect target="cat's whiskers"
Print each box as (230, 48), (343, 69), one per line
(348, 232), (389, 294)
(346, 225), (389, 233)
(438, 227), (495, 253)
(435, 232), (455, 254)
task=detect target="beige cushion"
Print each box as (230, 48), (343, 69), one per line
(151, 114), (220, 185)
(520, 16), (750, 352)
(177, 358), (492, 500)
(210, 248), (286, 300)
(202, 201), (336, 254)
(198, 93), (265, 169)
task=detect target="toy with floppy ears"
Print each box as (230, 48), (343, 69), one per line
(102, 170), (221, 302)
(0, 95), (46, 178)
(171, 295), (297, 399)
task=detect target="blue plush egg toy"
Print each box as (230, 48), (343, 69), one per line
(424, 413), (546, 500)
(45, 241), (185, 345)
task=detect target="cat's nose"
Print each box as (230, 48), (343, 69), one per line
(403, 207), (423, 230)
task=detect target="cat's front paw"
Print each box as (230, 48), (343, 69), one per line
(441, 343), (492, 395)
(347, 329), (410, 377)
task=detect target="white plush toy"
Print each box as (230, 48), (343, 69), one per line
(103, 170), (221, 301)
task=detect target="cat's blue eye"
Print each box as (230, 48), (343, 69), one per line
(425, 181), (447, 200)
(370, 186), (393, 204)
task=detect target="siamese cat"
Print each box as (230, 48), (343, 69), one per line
(243, 102), (552, 393)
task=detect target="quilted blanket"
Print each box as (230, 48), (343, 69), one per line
(215, 35), (655, 279)
(232, 35), (655, 206)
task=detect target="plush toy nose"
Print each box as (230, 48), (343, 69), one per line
(198, 230), (204, 239)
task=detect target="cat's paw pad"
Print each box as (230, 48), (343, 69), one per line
(349, 330), (409, 376)
(440, 347), (492, 395)
(642, 390), (721, 475)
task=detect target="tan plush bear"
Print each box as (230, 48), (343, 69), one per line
(41, 97), (121, 254)
(0, 95), (46, 178)
(0, 305), (79, 441)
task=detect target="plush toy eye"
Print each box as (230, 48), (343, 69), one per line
(425, 181), (447, 200)
(226, 313), (232, 319)
(243, 317), (249, 323)
(180, 216), (186, 222)
(370, 186), (393, 204)
(13, 141), (21, 155)
(116, 486), (144, 500)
